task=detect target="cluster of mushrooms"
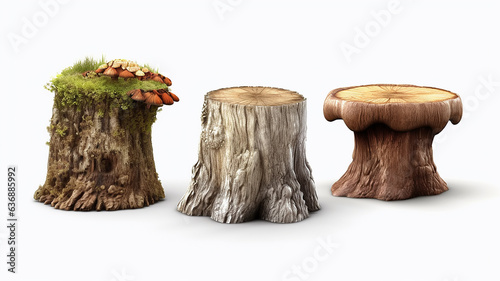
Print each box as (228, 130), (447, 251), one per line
(83, 59), (178, 108)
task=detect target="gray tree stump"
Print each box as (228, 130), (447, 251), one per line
(177, 86), (320, 223)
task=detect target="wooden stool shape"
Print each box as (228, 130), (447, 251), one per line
(323, 84), (462, 200)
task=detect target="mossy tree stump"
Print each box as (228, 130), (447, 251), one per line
(177, 87), (320, 223)
(324, 84), (463, 200)
(34, 58), (171, 210)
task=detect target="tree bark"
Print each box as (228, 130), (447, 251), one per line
(34, 99), (164, 210)
(324, 84), (463, 201)
(332, 124), (447, 200)
(177, 87), (320, 223)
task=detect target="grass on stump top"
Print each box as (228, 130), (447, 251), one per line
(47, 57), (167, 110)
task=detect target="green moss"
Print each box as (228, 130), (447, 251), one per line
(81, 115), (93, 127)
(36, 162), (71, 200)
(34, 186), (45, 200)
(112, 128), (126, 138)
(46, 57), (168, 111)
(97, 109), (105, 118)
(123, 103), (159, 133)
(55, 124), (68, 137)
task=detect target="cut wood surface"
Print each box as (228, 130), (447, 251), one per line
(177, 86), (320, 223)
(324, 84), (463, 201)
(335, 84), (456, 103)
(324, 84), (462, 133)
(209, 86), (305, 106)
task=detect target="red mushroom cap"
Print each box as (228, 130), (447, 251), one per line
(163, 77), (172, 86)
(168, 92), (179, 102)
(128, 89), (145, 101)
(144, 91), (163, 107)
(103, 67), (118, 78)
(151, 75), (164, 84)
(160, 93), (174, 105)
(119, 70), (135, 79)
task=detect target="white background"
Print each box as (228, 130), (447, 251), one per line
(1, 0), (499, 280)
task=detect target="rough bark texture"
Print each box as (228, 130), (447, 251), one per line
(324, 84), (463, 200)
(34, 99), (164, 210)
(332, 124), (447, 200)
(177, 87), (320, 223)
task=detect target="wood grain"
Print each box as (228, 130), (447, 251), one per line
(177, 86), (320, 223)
(324, 84), (463, 200)
(324, 84), (462, 133)
(209, 86), (304, 106)
(332, 124), (448, 200)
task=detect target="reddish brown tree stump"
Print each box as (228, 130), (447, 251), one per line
(324, 84), (463, 200)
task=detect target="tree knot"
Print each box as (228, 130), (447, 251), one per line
(201, 126), (225, 149)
